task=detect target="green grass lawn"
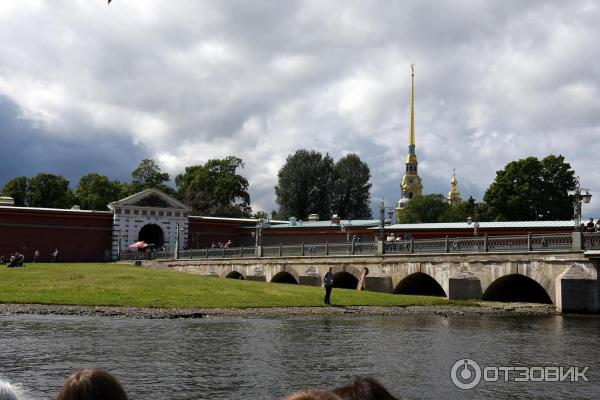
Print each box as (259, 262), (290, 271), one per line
(0, 263), (476, 308)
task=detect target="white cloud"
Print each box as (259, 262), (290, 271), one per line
(1, 0), (600, 218)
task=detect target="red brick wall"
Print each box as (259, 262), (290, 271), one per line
(187, 218), (248, 248)
(0, 207), (113, 262)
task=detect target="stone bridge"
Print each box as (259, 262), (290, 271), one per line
(159, 249), (600, 313)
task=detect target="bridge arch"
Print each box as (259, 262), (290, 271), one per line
(394, 272), (446, 297)
(271, 271), (298, 284)
(225, 271), (245, 280)
(482, 274), (553, 304)
(334, 271), (359, 289)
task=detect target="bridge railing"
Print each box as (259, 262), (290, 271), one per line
(120, 232), (589, 261)
(584, 232), (600, 250)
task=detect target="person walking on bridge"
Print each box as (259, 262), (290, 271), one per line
(323, 267), (334, 305)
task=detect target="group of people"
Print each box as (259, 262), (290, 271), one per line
(210, 240), (233, 249)
(0, 251), (27, 267)
(0, 370), (399, 400)
(0, 248), (58, 266)
(580, 218), (600, 232)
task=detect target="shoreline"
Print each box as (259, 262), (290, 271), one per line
(0, 302), (559, 319)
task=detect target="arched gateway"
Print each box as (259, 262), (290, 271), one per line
(108, 189), (190, 259)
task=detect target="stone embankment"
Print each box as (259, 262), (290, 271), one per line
(0, 303), (557, 319)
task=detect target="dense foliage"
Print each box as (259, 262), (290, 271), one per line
(76, 173), (128, 211)
(175, 156), (251, 218)
(275, 150), (372, 220)
(483, 155), (576, 221)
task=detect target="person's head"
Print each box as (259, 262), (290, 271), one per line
(0, 380), (21, 400)
(57, 369), (128, 400)
(332, 377), (398, 400)
(282, 389), (341, 400)
(328, 267), (333, 273)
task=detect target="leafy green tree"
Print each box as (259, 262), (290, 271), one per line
(331, 154), (372, 219)
(396, 194), (450, 223)
(130, 159), (173, 194)
(27, 173), (74, 209)
(440, 196), (494, 222)
(275, 149), (335, 220)
(1, 176), (29, 206)
(483, 155), (576, 221)
(175, 156), (251, 217)
(76, 173), (127, 211)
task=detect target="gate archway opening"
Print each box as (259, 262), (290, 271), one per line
(482, 274), (552, 304)
(333, 271), (359, 289)
(394, 273), (446, 297)
(225, 271), (245, 280)
(271, 271), (298, 284)
(138, 224), (165, 247)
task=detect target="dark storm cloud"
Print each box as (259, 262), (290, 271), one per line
(0, 96), (147, 188)
(1, 0), (599, 217)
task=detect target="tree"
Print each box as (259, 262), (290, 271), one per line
(439, 196), (494, 222)
(175, 156), (252, 217)
(76, 173), (127, 211)
(483, 155), (576, 221)
(396, 194), (450, 223)
(130, 159), (173, 194)
(1, 176), (29, 206)
(27, 173), (74, 209)
(331, 154), (372, 219)
(275, 149), (335, 220)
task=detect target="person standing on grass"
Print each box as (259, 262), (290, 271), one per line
(51, 248), (60, 262)
(33, 249), (39, 263)
(323, 266), (334, 305)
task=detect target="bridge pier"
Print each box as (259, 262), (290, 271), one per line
(555, 263), (598, 313)
(448, 277), (483, 300)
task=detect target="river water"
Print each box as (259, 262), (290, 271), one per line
(1, 313), (599, 399)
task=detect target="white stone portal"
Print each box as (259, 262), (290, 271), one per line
(108, 189), (190, 259)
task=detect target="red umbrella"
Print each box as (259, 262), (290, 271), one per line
(128, 241), (149, 249)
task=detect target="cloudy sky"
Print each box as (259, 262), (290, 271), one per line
(1, 0), (599, 218)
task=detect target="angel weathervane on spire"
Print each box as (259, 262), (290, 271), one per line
(411, 63), (415, 76)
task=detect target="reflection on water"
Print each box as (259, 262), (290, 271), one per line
(1, 314), (600, 399)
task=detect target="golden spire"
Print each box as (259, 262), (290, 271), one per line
(409, 64), (415, 146)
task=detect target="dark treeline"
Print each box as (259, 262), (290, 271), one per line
(1, 153), (577, 221)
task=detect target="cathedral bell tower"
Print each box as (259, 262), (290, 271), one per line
(447, 169), (462, 206)
(396, 65), (423, 221)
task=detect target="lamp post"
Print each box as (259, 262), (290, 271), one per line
(378, 199), (395, 241)
(255, 218), (270, 249)
(467, 203), (480, 236)
(116, 230), (121, 261)
(174, 222), (185, 259)
(340, 219), (353, 242)
(573, 176), (593, 231)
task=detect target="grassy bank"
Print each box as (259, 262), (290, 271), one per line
(0, 263), (476, 309)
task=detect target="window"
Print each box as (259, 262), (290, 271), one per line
(142, 210), (147, 215)
(150, 211), (155, 216)
(124, 209), (130, 215)
(167, 212), (172, 217)
(158, 211), (164, 216)
(134, 210), (139, 215)
(115, 208), (121, 214)
(175, 212), (180, 217)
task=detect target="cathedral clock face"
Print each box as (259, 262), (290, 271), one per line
(409, 179), (414, 184)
